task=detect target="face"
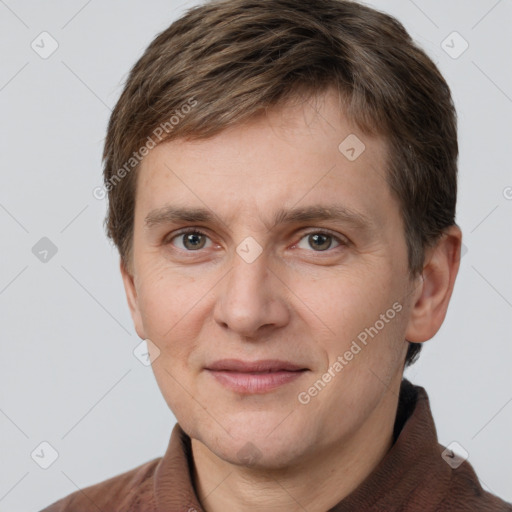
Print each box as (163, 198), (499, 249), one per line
(122, 89), (424, 468)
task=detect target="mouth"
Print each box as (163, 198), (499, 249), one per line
(205, 359), (309, 394)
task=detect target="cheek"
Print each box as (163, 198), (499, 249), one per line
(136, 266), (202, 352)
(304, 267), (403, 362)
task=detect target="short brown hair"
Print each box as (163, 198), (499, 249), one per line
(102, 0), (458, 367)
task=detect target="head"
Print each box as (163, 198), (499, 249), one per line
(103, 0), (461, 467)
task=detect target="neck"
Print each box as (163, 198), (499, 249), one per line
(191, 376), (403, 512)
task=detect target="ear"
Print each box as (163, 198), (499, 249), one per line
(404, 225), (462, 343)
(120, 258), (146, 339)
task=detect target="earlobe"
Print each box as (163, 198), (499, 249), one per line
(120, 258), (146, 339)
(404, 225), (462, 343)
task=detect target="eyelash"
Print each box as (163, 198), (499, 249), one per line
(165, 227), (349, 253)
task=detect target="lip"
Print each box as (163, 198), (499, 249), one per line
(206, 359), (307, 373)
(205, 359), (309, 394)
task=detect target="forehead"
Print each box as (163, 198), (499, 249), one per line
(135, 89), (396, 233)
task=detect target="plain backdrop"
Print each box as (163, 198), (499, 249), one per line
(0, 1), (511, 510)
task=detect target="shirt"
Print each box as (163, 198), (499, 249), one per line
(40, 378), (512, 511)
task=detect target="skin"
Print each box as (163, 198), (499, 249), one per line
(121, 88), (462, 511)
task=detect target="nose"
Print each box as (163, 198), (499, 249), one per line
(213, 250), (290, 339)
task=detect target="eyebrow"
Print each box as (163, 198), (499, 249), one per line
(144, 204), (374, 233)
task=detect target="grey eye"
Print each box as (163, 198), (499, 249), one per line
(171, 231), (212, 251)
(297, 233), (341, 251)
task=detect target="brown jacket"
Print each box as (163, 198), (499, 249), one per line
(41, 379), (512, 511)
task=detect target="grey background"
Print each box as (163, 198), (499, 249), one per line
(0, 0), (511, 510)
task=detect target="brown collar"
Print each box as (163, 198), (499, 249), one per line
(151, 379), (497, 511)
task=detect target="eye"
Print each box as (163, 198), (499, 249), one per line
(168, 229), (213, 251)
(295, 231), (345, 252)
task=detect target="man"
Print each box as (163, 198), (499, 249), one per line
(42, 0), (511, 510)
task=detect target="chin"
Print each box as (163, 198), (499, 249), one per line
(194, 412), (318, 470)
(217, 436), (308, 470)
